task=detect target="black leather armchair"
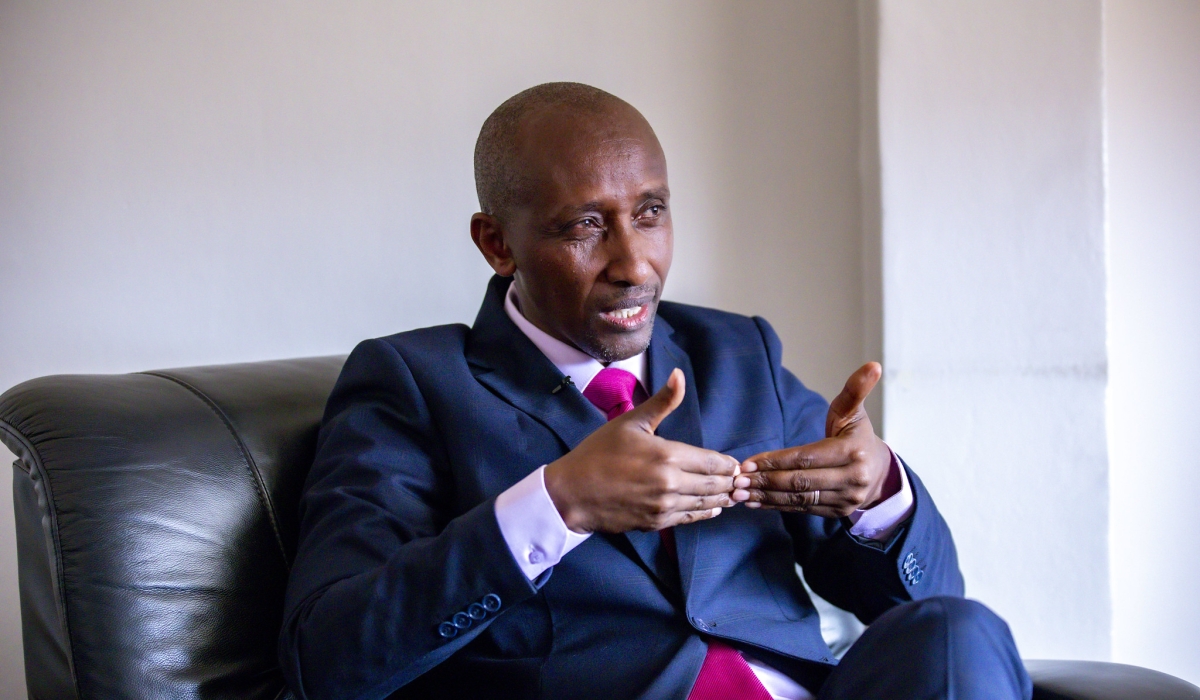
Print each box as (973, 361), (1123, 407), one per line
(2, 357), (1196, 699)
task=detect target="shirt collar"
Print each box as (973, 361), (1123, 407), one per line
(504, 282), (647, 393)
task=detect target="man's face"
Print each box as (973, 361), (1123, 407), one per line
(493, 107), (673, 362)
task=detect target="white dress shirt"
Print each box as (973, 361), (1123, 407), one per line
(493, 284), (914, 700)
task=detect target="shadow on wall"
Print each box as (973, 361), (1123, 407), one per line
(707, 1), (875, 406)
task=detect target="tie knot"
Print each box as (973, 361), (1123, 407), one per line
(582, 367), (643, 421)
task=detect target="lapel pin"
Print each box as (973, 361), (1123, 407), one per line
(551, 375), (575, 394)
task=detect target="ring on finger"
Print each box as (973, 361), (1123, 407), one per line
(813, 489), (820, 506)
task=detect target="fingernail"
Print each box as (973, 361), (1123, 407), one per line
(711, 507), (722, 517)
(745, 501), (761, 509)
(731, 489), (750, 501)
(743, 461), (758, 473)
(734, 476), (750, 489)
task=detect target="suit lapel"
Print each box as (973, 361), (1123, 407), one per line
(466, 276), (606, 452)
(644, 320), (706, 599)
(645, 317), (704, 449)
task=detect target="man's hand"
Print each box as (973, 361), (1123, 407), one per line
(544, 368), (739, 534)
(733, 362), (893, 518)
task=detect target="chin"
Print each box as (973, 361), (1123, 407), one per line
(582, 323), (655, 363)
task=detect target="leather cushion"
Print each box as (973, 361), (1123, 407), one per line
(0, 356), (343, 699)
(1028, 659), (1200, 700)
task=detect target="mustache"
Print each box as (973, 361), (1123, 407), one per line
(596, 285), (659, 310)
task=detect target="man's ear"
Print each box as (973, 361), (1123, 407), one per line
(471, 213), (517, 277)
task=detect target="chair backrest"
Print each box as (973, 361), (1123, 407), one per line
(0, 356), (345, 699)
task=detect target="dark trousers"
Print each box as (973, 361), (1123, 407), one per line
(817, 597), (1032, 700)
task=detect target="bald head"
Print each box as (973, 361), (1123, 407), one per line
(473, 82), (650, 220)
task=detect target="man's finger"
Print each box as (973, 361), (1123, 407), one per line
(826, 362), (881, 437)
(744, 487), (822, 510)
(676, 472), (737, 496)
(743, 484), (858, 506)
(741, 466), (851, 494)
(741, 438), (852, 474)
(682, 493), (734, 511)
(664, 506), (724, 528)
(672, 447), (741, 476)
(624, 368), (685, 434)
(656, 441), (739, 476)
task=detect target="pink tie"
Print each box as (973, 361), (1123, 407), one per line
(581, 366), (647, 420)
(581, 367), (772, 700)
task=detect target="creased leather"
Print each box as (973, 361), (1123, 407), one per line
(0, 356), (343, 699)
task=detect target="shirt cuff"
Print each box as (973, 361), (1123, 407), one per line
(847, 447), (914, 541)
(494, 465), (592, 581)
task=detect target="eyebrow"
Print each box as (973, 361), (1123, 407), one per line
(546, 187), (672, 226)
(560, 201), (605, 218)
(560, 188), (671, 215)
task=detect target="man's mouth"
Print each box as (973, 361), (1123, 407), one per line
(605, 306), (643, 320)
(599, 302), (652, 330)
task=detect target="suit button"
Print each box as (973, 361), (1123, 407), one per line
(438, 622), (458, 639)
(904, 552), (915, 566)
(452, 612), (472, 629)
(482, 593), (502, 612)
(467, 603), (487, 620)
(912, 569), (923, 584)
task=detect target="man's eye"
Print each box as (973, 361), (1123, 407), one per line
(575, 217), (601, 229)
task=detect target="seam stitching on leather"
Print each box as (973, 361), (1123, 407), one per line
(0, 419), (84, 699)
(141, 372), (291, 569)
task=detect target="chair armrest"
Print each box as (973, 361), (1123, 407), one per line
(1028, 660), (1200, 700)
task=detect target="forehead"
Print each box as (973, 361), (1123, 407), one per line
(513, 106), (668, 207)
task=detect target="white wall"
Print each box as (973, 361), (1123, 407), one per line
(0, 2), (868, 693)
(1105, 0), (1200, 685)
(875, 0), (1110, 660)
(9, 1), (1196, 692)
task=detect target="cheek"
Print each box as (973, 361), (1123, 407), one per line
(652, 229), (674, 283)
(529, 246), (596, 305)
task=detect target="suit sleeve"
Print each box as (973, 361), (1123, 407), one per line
(751, 317), (965, 625)
(278, 338), (541, 700)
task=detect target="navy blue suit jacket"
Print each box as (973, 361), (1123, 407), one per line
(280, 275), (963, 699)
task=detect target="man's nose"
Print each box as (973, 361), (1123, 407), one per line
(602, 219), (654, 287)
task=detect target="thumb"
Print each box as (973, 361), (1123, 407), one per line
(625, 368), (685, 434)
(827, 362), (881, 437)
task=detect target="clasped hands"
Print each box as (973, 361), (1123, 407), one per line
(544, 363), (894, 535)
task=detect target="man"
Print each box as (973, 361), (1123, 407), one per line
(280, 82), (1031, 699)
